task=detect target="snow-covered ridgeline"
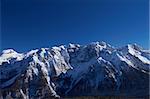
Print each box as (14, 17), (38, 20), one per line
(0, 42), (149, 99)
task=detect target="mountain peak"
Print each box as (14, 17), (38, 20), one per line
(2, 49), (17, 54)
(127, 43), (142, 51)
(0, 49), (24, 65)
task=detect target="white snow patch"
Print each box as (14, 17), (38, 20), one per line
(0, 49), (24, 65)
(128, 45), (150, 64)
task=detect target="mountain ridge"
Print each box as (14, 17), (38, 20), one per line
(0, 41), (149, 99)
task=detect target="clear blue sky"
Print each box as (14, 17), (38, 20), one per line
(1, 0), (149, 52)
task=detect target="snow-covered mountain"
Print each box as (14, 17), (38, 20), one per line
(0, 42), (149, 99)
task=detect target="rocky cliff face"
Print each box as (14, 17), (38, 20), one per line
(0, 42), (149, 99)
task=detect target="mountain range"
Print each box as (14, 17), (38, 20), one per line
(0, 41), (149, 99)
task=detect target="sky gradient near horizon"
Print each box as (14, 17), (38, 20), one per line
(1, 0), (149, 52)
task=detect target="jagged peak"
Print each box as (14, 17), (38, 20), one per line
(117, 43), (142, 53)
(127, 43), (143, 51)
(99, 41), (107, 46)
(26, 49), (39, 57)
(68, 43), (80, 48)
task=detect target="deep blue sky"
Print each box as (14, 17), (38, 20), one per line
(1, 0), (149, 52)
